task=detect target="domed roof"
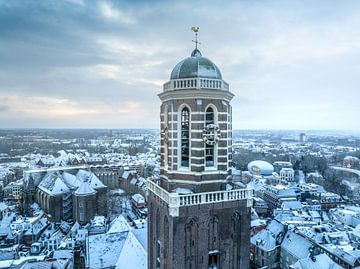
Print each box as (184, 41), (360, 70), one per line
(170, 48), (222, 80)
(248, 160), (274, 176)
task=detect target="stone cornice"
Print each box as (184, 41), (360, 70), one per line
(158, 89), (234, 102)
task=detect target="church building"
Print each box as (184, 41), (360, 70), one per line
(148, 29), (253, 269)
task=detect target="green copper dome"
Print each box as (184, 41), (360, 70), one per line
(170, 49), (222, 80)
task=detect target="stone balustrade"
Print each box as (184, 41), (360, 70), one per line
(147, 178), (253, 216)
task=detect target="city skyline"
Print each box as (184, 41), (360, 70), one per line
(0, 0), (360, 130)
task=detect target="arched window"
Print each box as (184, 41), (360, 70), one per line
(205, 107), (214, 167)
(181, 107), (190, 167)
(231, 212), (241, 269)
(164, 105), (168, 168)
(186, 219), (198, 268)
(164, 216), (169, 258)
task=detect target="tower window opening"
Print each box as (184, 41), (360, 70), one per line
(205, 107), (215, 167)
(208, 252), (220, 269)
(181, 107), (190, 167)
(156, 240), (161, 269)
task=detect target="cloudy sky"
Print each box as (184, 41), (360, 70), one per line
(0, 0), (359, 130)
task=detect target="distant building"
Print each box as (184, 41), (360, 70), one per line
(299, 133), (307, 143)
(273, 161), (293, 174)
(3, 180), (23, 201)
(291, 253), (344, 269)
(250, 220), (286, 269)
(24, 169), (107, 223)
(248, 160), (274, 176)
(280, 168), (295, 183)
(263, 185), (299, 209)
(343, 156), (359, 169)
(280, 229), (315, 268)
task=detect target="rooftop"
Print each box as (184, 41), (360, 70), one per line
(170, 49), (222, 80)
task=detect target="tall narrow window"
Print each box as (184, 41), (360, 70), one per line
(156, 209), (161, 269)
(181, 107), (190, 167)
(156, 240), (161, 269)
(164, 105), (169, 168)
(208, 252), (220, 269)
(205, 107), (214, 167)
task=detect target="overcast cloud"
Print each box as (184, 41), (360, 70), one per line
(0, 0), (359, 130)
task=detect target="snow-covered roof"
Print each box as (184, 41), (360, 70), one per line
(74, 180), (96, 196)
(53, 250), (73, 259)
(115, 232), (147, 269)
(292, 253), (344, 269)
(38, 173), (70, 196)
(0, 203), (9, 211)
(281, 230), (313, 260)
(108, 215), (130, 234)
(0, 256), (46, 269)
(21, 258), (69, 269)
(132, 225), (147, 252)
(61, 172), (80, 189)
(251, 220), (285, 251)
(76, 170), (105, 189)
(132, 194), (145, 204)
(281, 201), (303, 210)
(88, 232), (128, 269)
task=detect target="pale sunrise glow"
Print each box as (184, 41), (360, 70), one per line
(0, 0), (359, 129)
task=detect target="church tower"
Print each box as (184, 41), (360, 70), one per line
(148, 29), (253, 269)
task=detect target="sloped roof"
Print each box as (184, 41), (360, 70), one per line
(292, 253), (344, 269)
(108, 215), (130, 234)
(251, 220), (285, 251)
(74, 181), (96, 196)
(38, 173), (70, 196)
(115, 232), (147, 269)
(88, 232), (128, 269)
(76, 170), (105, 189)
(61, 172), (80, 189)
(281, 230), (313, 260)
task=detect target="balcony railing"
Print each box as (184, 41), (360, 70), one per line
(147, 179), (253, 217)
(163, 78), (229, 92)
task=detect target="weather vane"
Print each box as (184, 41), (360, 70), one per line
(191, 26), (201, 49)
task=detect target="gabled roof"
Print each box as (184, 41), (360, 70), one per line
(251, 220), (286, 251)
(76, 170), (105, 189)
(38, 173), (70, 196)
(281, 230), (313, 260)
(74, 180), (96, 196)
(292, 253), (344, 269)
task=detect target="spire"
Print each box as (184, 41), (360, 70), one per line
(191, 26), (201, 49)
(191, 26), (202, 57)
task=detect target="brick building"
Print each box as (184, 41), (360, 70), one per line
(148, 34), (253, 269)
(24, 168), (107, 223)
